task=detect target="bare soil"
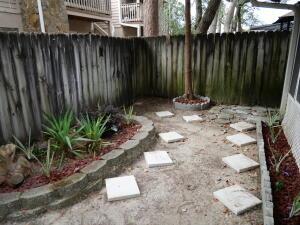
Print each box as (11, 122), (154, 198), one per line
(262, 122), (300, 225)
(3, 98), (262, 225)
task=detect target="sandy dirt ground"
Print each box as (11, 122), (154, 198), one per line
(4, 98), (263, 225)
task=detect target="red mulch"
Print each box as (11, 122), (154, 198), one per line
(0, 123), (141, 193)
(175, 97), (208, 105)
(262, 122), (300, 225)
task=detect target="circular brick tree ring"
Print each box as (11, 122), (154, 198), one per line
(173, 95), (211, 111)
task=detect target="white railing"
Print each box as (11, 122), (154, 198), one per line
(65, 0), (111, 15)
(121, 3), (143, 22)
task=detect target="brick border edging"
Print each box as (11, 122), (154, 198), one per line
(173, 95), (211, 111)
(256, 121), (274, 225)
(0, 116), (155, 222)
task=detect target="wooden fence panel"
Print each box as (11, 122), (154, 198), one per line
(0, 31), (290, 143)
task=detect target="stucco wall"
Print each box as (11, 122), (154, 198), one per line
(21, 0), (69, 32)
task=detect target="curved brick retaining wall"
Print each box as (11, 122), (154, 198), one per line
(0, 116), (155, 222)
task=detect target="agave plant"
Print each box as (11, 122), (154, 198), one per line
(123, 106), (135, 125)
(79, 114), (110, 155)
(290, 192), (300, 218)
(266, 109), (283, 144)
(33, 140), (55, 178)
(43, 111), (89, 158)
(13, 129), (35, 160)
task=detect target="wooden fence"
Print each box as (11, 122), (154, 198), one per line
(0, 31), (290, 143)
(0, 33), (134, 143)
(133, 31), (290, 106)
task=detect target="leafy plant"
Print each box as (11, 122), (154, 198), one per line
(43, 111), (88, 157)
(34, 141), (55, 178)
(266, 109), (283, 144)
(79, 114), (110, 155)
(268, 139), (292, 174)
(275, 181), (284, 192)
(13, 130), (35, 160)
(123, 106), (135, 125)
(290, 192), (300, 218)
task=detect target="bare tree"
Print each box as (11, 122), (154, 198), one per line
(184, 0), (193, 99)
(197, 0), (222, 33)
(144, 0), (159, 36)
(224, 0), (238, 32)
(208, 6), (219, 33)
(195, 0), (203, 33)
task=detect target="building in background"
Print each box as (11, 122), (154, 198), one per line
(0, 0), (165, 37)
(250, 11), (294, 31)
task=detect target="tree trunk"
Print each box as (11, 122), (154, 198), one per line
(197, 0), (222, 33)
(231, 6), (238, 32)
(195, 0), (202, 33)
(208, 6), (219, 33)
(144, 0), (159, 36)
(184, 0), (193, 99)
(224, 0), (238, 32)
(237, 6), (243, 32)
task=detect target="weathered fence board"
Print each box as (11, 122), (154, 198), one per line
(0, 31), (290, 143)
(140, 31), (290, 106)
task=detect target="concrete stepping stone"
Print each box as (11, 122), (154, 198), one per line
(183, 115), (203, 123)
(213, 185), (261, 215)
(105, 175), (140, 201)
(222, 154), (259, 173)
(144, 151), (173, 168)
(159, 131), (184, 143)
(226, 133), (256, 147)
(230, 121), (256, 132)
(155, 111), (174, 118)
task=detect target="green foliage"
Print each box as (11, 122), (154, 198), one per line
(79, 114), (110, 155)
(34, 141), (55, 178)
(123, 106), (135, 125)
(13, 130), (35, 160)
(275, 181), (284, 192)
(266, 109), (283, 144)
(268, 139), (292, 174)
(43, 111), (89, 158)
(290, 192), (300, 218)
(163, 0), (185, 35)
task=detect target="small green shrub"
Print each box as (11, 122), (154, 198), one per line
(79, 114), (110, 155)
(290, 192), (300, 218)
(266, 109), (283, 144)
(43, 111), (89, 158)
(123, 106), (135, 125)
(268, 139), (292, 174)
(275, 181), (284, 192)
(34, 141), (55, 178)
(13, 129), (35, 160)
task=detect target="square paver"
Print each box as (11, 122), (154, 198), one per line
(226, 133), (256, 147)
(230, 122), (256, 132)
(155, 111), (174, 118)
(222, 154), (259, 173)
(183, 115), (203, 123)
(105, 175), (140, 201)
(159, 131), (184, 143)
(213, 185), (262, 215)
(144, 151), (173, 168)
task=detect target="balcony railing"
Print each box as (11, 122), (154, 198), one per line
(121, 3), (143, 23)
(65, 0), (111, 15)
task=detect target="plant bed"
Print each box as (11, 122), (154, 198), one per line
(262, 122), (300, 225)
(173, 95), (210, 111)
(0, 123), (141, 194)
(0, 111), (155, 221)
